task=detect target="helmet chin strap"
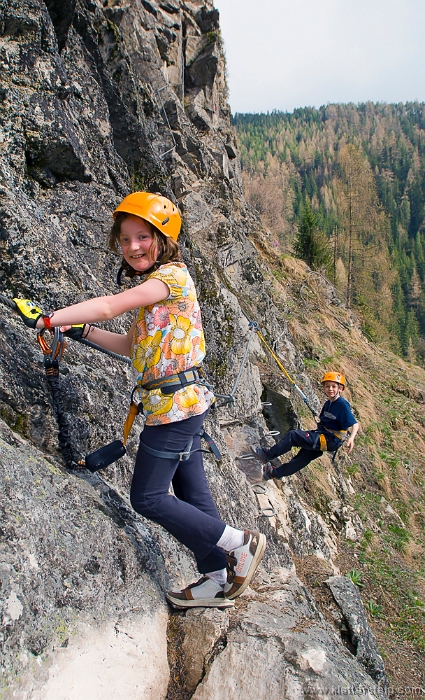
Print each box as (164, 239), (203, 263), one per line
(116, 265), (143, 286)
(116, 258), (162, 286)
(116, 265), (125, 286)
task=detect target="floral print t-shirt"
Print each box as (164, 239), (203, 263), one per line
(131, 262), (214, 425)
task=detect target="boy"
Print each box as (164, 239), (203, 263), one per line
(251, 372), (359, 480)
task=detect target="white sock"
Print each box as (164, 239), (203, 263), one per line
(216, 525), (245, 553)
(205, 568), (227, 586)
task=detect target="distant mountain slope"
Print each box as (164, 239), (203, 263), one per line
(234, 103), (425, 357)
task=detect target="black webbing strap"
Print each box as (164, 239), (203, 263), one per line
(198, 428), (222, 460)
(141, 367), (201, 394)
(138, 428), (221, 462)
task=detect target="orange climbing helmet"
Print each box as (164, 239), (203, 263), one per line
(113, 192), (182, 241)
(321, 371), (346, 389)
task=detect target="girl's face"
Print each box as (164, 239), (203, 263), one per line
(118, 215), (158, 272)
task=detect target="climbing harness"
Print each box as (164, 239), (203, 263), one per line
(315, 426), (348, 462)
(138, 427), (221, 462)
(140, 367), (202, 394)
(122, 385), (222, 463)
(320, 426), (348, 443)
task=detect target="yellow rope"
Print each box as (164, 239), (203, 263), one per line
(256, 330), (296, 386)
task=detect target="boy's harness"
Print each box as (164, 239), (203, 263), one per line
(316, 425), (348, 458)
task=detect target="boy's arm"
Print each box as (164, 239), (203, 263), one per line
(345, 422), (359, 454)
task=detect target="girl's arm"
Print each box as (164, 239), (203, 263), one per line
(35, 278), (169, 329)
(80, 320), (137, 357)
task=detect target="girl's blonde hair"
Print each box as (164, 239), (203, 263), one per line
(109, 212), (182, 278)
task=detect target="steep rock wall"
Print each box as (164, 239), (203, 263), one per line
(0, 1), (387, 697)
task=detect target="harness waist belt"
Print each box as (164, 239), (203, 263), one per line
(317, 421), (348, 442)
(315, 427), (346, 458)
(141, 367), (201, 395)
(319, 424), (348, 442)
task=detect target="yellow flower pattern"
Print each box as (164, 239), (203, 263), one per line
(141, 389), (173, 416)
(133, 330), (162, 372)
(131, 263), (214, 425)
(168, 315), (192, 355)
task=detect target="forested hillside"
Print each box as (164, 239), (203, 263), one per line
(234, 103), (425, 358)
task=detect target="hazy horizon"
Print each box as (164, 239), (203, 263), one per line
(214, 0), (425, 115)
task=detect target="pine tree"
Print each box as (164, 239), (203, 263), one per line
(336, 144), (394, 334)
(293, 200), (332, 272)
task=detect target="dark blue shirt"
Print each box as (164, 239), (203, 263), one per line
(319, 396), (357, 432)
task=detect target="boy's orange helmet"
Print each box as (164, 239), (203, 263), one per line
(321, 372), (346, 388)
(113, 192), (181, 241)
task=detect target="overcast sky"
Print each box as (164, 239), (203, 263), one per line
(213, 0), (425, 115)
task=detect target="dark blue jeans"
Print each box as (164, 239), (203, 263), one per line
(266, 429), (342, 478)
(130, 411), (227, 574)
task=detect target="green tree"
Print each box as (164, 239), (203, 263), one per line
(336, 145), (393, 324)
(235, 103), (425, 357)
(293, 201), (332, 272)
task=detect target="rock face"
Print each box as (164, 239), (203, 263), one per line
(326, 577), (387, 690)
(183, 570), (387, 700)
(0, 1), (387, 697)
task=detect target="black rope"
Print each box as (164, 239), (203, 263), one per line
(76, 337), (131, 365)
(44, 357), (79, 470)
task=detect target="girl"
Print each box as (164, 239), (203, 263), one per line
(15, 192), (266, 609)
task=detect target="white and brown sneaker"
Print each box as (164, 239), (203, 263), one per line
(224, 530), (267, 600)
(166, 576), (235, 609)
